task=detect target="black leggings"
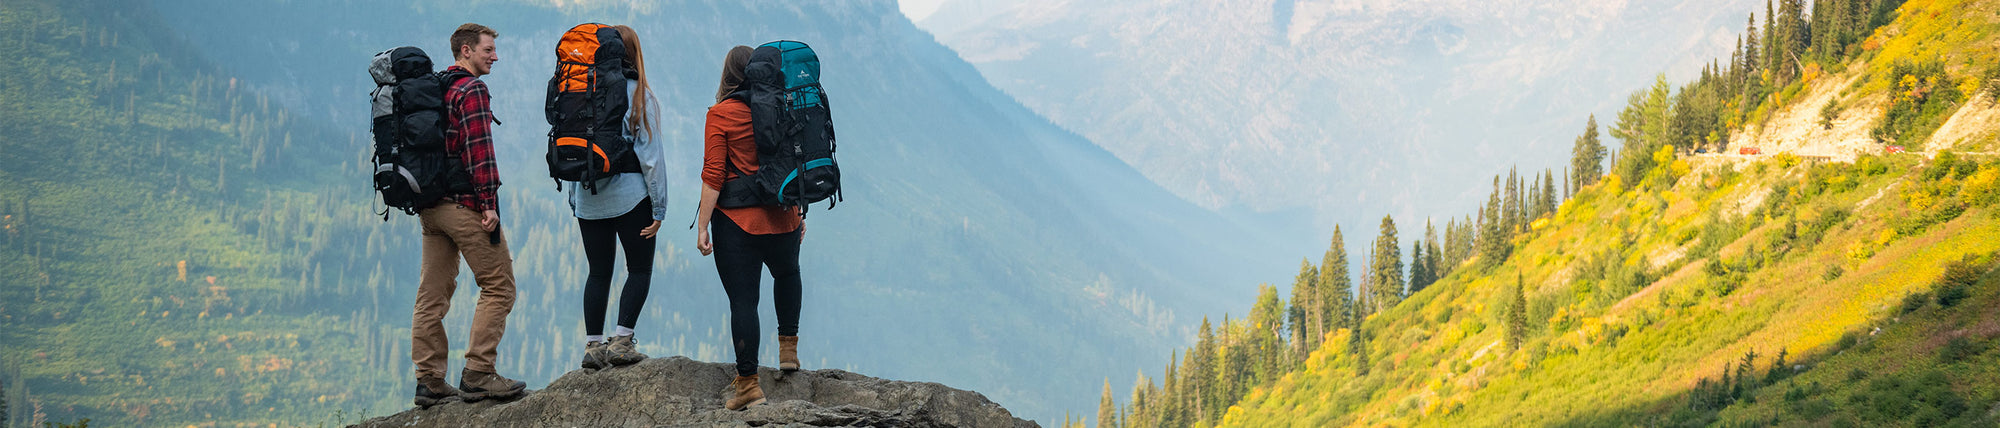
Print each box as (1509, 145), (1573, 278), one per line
(579, 198), (656, 336)
(711, 212), (801, 377)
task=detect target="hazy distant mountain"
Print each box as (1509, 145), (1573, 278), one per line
(146, 0), (1299, 421)
(919, 0), (1758, 231)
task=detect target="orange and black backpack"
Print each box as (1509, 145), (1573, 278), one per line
(544, 23), (639, 193)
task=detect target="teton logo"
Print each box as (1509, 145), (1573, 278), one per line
(570, 48), (584, 57)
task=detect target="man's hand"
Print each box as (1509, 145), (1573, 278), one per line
(480, 210), (499, 232)
(640, 220), (662, 239)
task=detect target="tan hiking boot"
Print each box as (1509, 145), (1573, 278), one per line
(581, 340), (610, 370)
(778, 336), (800, 371)
(605, 334), (649, 366)
(414, 376), (463, 408)
(459, 369), (526, 402)
(725, 374), (766, 410)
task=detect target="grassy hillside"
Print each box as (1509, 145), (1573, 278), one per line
(1083, 0), (2000, 426)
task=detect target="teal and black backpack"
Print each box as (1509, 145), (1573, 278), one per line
(717, 40), (841, 213)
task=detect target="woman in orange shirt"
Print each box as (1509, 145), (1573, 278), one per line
(696, 45), (804, 411)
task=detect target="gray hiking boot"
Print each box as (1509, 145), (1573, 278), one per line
(414, 376), (463, 408)
(582, 340), (610, 370)
(605, 334), (649, 366)
(458, 370), (526, 402)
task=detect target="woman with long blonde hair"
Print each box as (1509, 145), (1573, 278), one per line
(570, 24), (667, 370)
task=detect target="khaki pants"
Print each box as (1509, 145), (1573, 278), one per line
(411, 202), (516, 379)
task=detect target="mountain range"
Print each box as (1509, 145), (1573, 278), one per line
(0, 0), (1303, 424)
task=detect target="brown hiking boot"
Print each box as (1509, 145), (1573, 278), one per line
(581, 340), (610, 370)
(725, 374), (766, 410)
(778, 336), (800, 371)
(459, 369), (526, 402)
(605, 334), (649, 366)
(413, 376), (463, 408)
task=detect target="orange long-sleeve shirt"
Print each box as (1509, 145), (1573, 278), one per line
(704, 99), (801, 235)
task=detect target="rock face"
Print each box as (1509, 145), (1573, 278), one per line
(353, 357), (1038, 428)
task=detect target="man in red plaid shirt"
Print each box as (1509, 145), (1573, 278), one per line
(409, 22), (527, 408)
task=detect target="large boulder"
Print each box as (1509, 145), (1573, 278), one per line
(353, 356), (1039, 428)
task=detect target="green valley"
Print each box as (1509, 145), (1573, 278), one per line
(0, 0), (418, 425)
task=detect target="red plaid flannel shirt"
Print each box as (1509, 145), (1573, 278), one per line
(443, 66), (501, 212)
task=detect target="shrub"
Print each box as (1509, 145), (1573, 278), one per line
(1960, 164), (2000, 206)
(1901, 292), (1930, 314)
(1923, 151), (1961, 182)
(1938, 336), (1984, 364)
(1935, 283), (1971, 308)
(1799, 205), (1850, 246)
(1854, 154), (1890, 176)
(1872, 59), (1966, 148)
(1984, 61), (2000, 105)
(1934, 254), (1987, 308)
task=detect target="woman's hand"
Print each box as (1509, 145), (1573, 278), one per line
(640, 220), (661, 239)
(696, 227), (713, 256)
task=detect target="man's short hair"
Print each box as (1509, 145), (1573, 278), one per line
(450, 23), (498, 60)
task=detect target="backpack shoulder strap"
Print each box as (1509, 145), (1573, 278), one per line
(435, 69), (503, 125)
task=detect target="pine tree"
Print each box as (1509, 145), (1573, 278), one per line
(1370, 215), (1404, 312)
(1423, 220), (1445, 278)
(1811, 0), (1841, 60)
(1507, 273), (1528, 351)
(1356, 252), (1373, 319)
(1127, 372), (1152, 428)
(1763, 0), (1778, 79)
(1349, 321), (1370, 376)
(1319, 227), (1353, 336)
(1209, 314), (1234, 422)
(1465, 214), (1477, 258)
(1266, 295), (1292, 376)
(1099, 379), (1119, 428)
(1541, 168), (1559, 217)
(1777, 0), (1807, 82)
(1479, 177), (1511, 264)
(1444, 218), (1462, 268)
(1288, 258), (1318, 356)
(1742, 13), (1761, 87)
(1249, 284), (1286, 371)
(1525, 172), (1544, 221)
(1515, 171), (1529, 231)
(1408, 242), (1431, 296)
(1612, 75), (1674, 183)
(1563, 167), (1572, 200)
(1503, 168), (1522, 234)
(1161, 352), (1183, 428)
(1191, 318), (1215, 423)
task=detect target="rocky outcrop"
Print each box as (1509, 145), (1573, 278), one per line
(353, 357), (1038, 428)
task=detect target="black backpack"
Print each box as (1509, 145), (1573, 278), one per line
(371, 46), (473, 216)
(544, 23), (640, 193)
(717, 40), (841, 212)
